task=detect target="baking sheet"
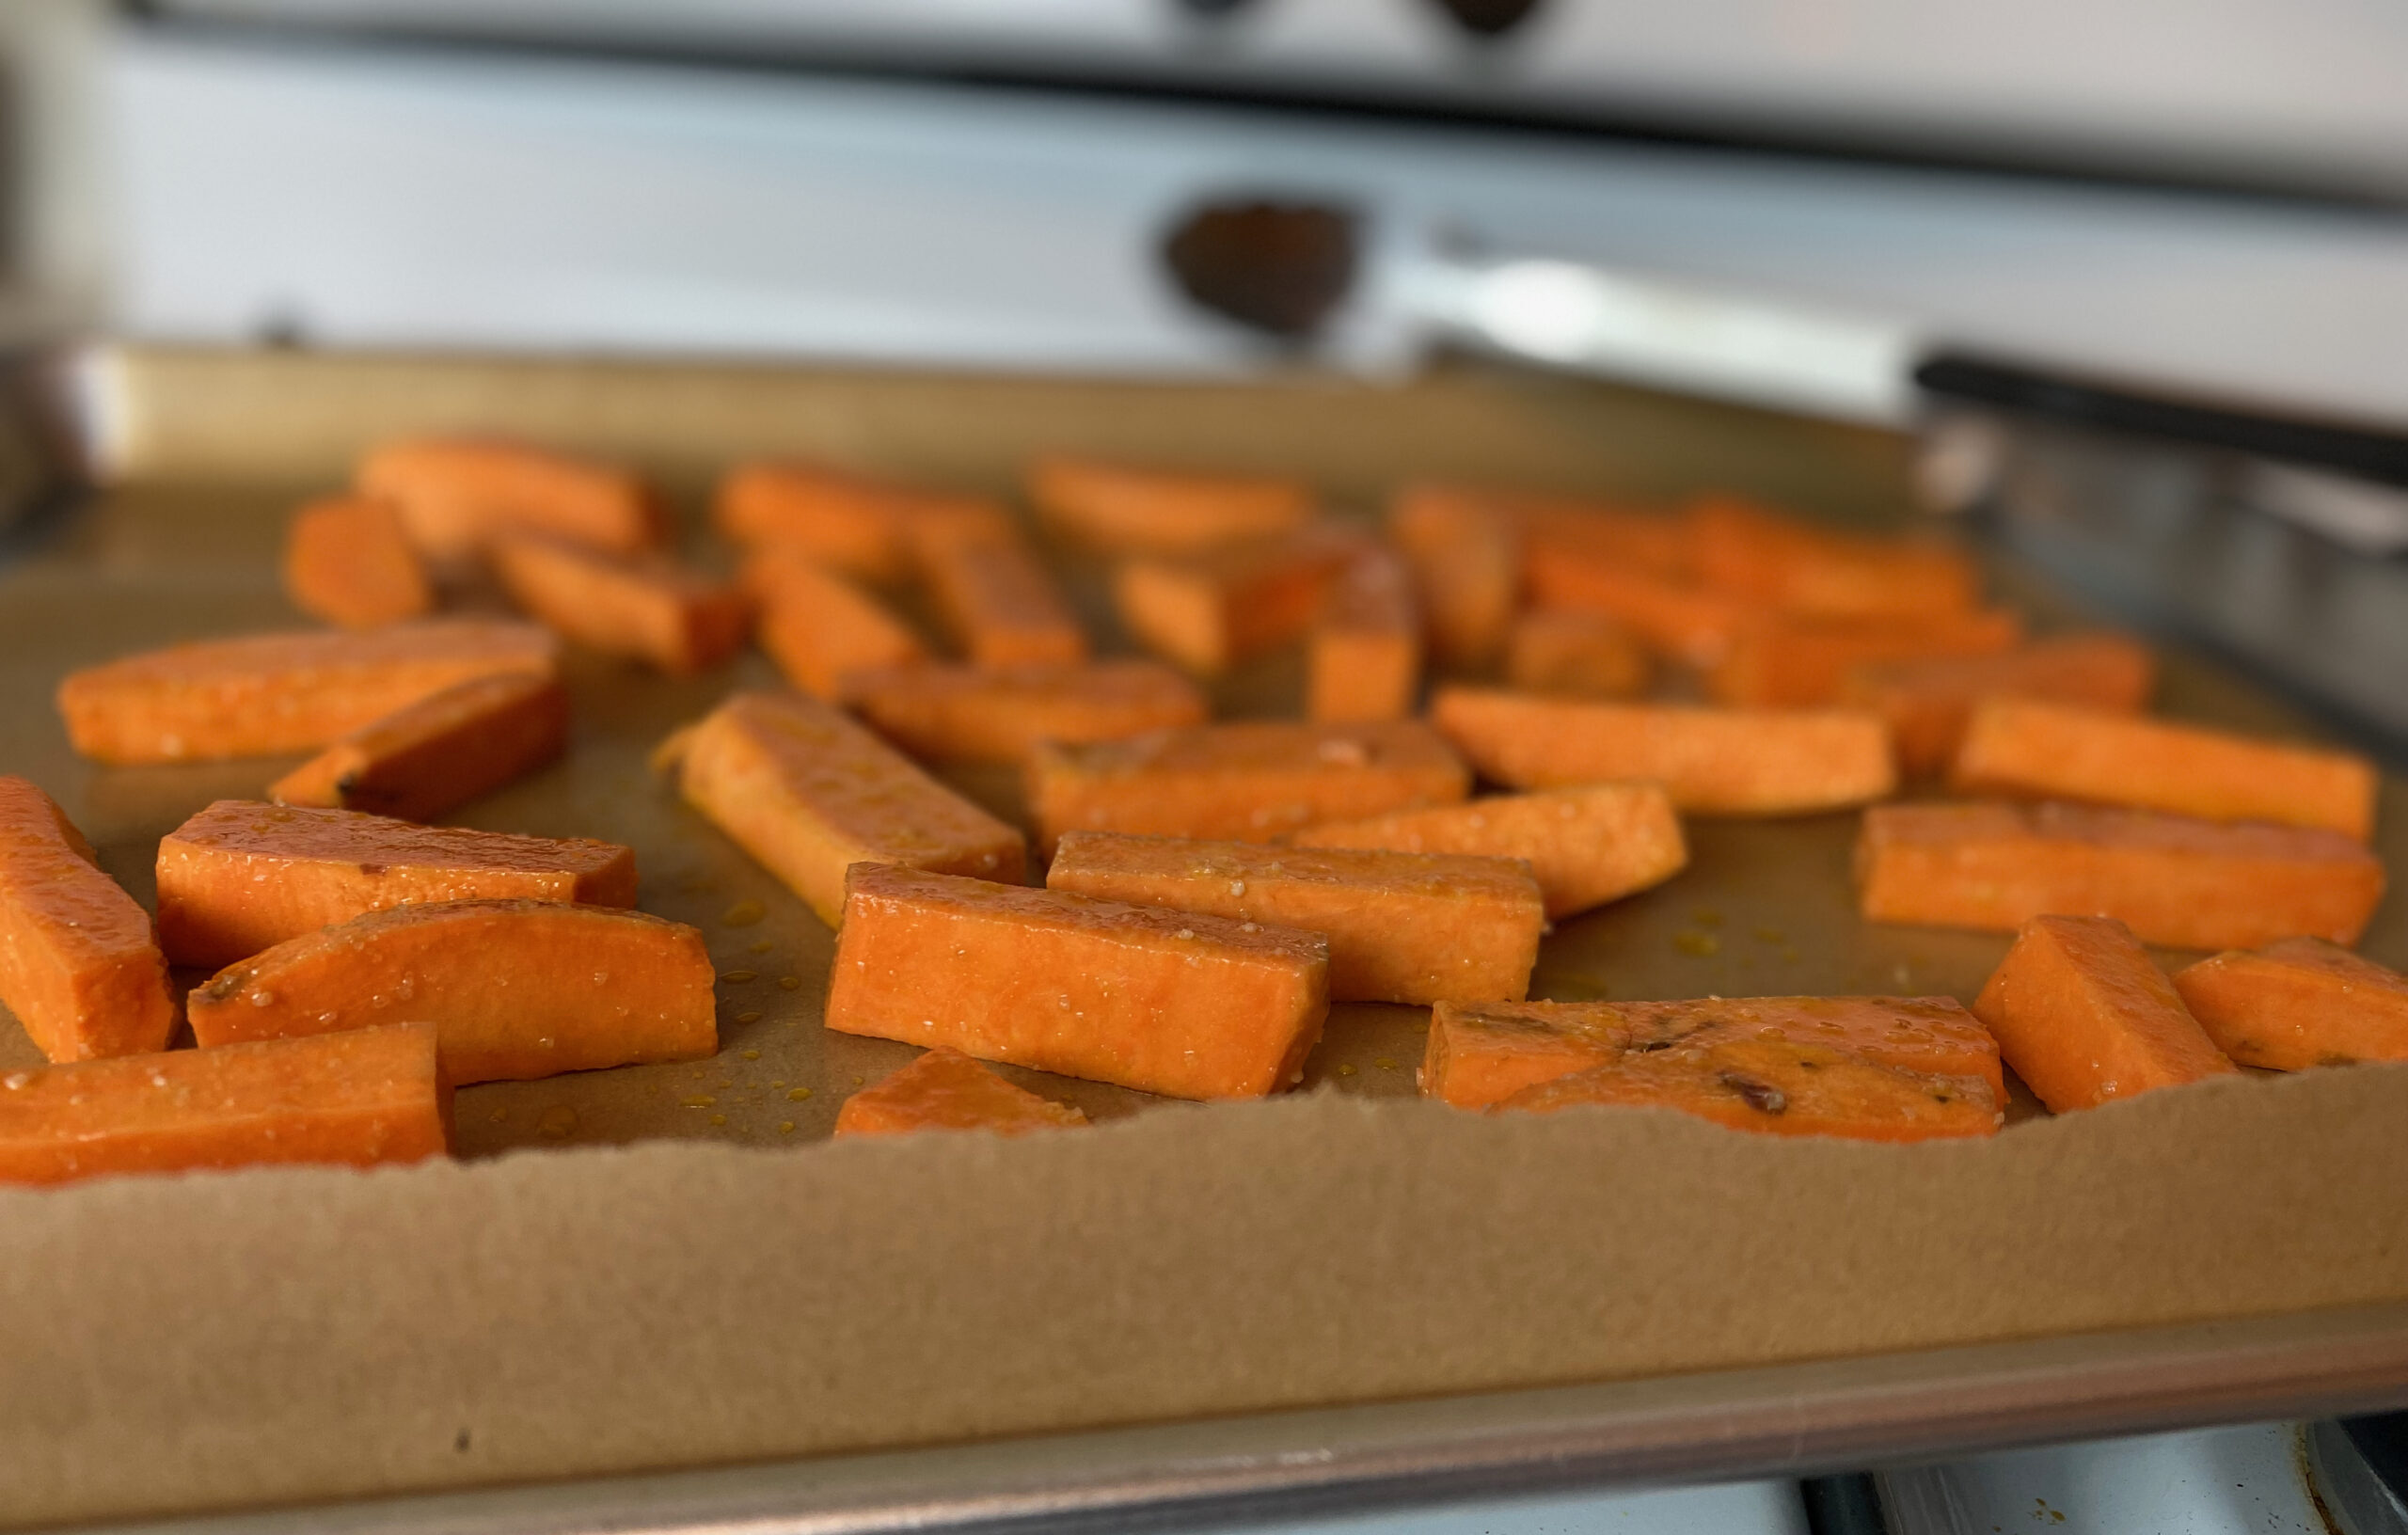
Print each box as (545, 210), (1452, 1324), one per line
(0, 346), (2402, 1530)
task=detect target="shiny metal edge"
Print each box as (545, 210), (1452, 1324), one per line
(60, 1302), (2408, 1535)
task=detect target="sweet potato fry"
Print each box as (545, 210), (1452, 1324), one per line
(1386, 486), (1519, 670)
(827, 863), (1328, 1100)
(1024, 720), (1468, 856)
(1706, 608), (2023, 707)
(913, 515), (1086, 668)
(1521, 556), (1753, 669)
(281, 497), (433, 629)
(1972, 914), (2236, 1112)
(1496, 1037), (2001, 1142)
(1840, 634), (2156, 777)
(1688, 496), (1980, 619)
(156, 799), (634, 970)
(1502, 609), (1649, 699)
(743, 550), (930, 701)
(2173, 938), (2408, 1071)
(1856, 800), (2385, 949)
(1431, 688), (1895, 815)
(492, 531), (751, 675)
(268, 671), (569, 822)
(843, 660), (1206, 765)
(1425, 995), (2004, 1111)
(0, 1022), (447, 1187)
(1046, 832), (1544, 1005)
(187, 899), (715, 1085)
(1291, 783), (1686, 919)
(1029, 455), (1313, 554)
(56, 618), (557, 765)
(832, 1048), (1088, 1138)
(713, 461), (916, 582)
(0, 777), (177, 1062)
(1950, 699), (2377, 841)
(1114, 527), (1364, 675)
(1307, 546), (1420, 722)
(676, 691), (1024, 926)
(1519, 498), (1691, 577)
(356, 437), (664, 560)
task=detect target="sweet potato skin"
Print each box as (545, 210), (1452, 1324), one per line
(1431, 688), (1896, 815)
(268, 671), (569, 823)
(1045, 831), (1545, 1005)
(1950, 698), (2377, 841)
(281, 497), (434, 629)
(157, 799), (636, 970)
(1857, 799), (2385, 950)
(827, 863), (1329, 1100)
(492, 531), (752, 675)
(843, 661), (1207, 765)
(2173, 938), (2408, 1071)
(1030, 456), (1313, 554)
(1972, 914), (2237, 1112)
(832, 1048), (1088, 1138)
(0, 777), (178, 1062)
(1290, 783), (1686, 920)
(56, 619), (558, 765)
(676, 691), (1024, 926)
(1841, 635), (2156, 777)
(1497, 1037), (2000, 1142)
(743, 551), (929, 701)
(186, 898), (716, 1085)
(0, 1022), (448, 1186)
(356, 437), (664, 560)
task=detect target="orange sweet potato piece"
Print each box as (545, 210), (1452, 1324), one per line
(1518, 498), (1691, 576)
(1025, 720), (1468, 856)
(1030, 455), (1314, 554)
(1496, 1037), (2001, 1142)
(492, 530), (751, 675)
(1707, 608), (2024, 707)
(1386, 486), (1520, 670)
(713, 461), (916, 582)
(743, 549), (930, 701)
(281, 497), (434, 629)
(1857, 800), (2384, 949)
(827, 863), (1328, 1100)
(1502, 609), (1648, 699)
(1291, 783), (1686, 919)
(1972, 913), (2236, 1112)
(1688, 496), (1980, 619)
(1114, 527), (1364, 675)
(268, 671), (568, 822)
(1950, 699), (2377, 841)
(676, 691), (1024, 926)
(1307, 546), (1420, 722)
(1431, 688), (1896, 815)
(913, 516), (1086, 668)
(2173, 938), (2408, 1071)
(844, 660), (1206, 766)
(1521, 555), (1753, 669)
(1426, 996), (2002, 1112)
(1046, 832), (1544, 1005)
(832, 1048), (1088, 1138)
(1841, 634), (2157, 777)
(55, 618), (557, 765)
(156, 799), (635, 970)
(0, 777), (177, 1063)
(356, 437), (664, 561)
(0, 1022), (447, 1186)
(187, 899), (715, 1085)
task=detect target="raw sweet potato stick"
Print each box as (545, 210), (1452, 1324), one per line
(1857, 800), (2384, 949)
(676, 691), (1024, 926)
(1687, 496), (1980, 619)
(1114, 527), (1364, 675)
(157, 799), (635, 970)
(1386, 486), (1520, 670)
(1046, 831), (1545, 1005)
(1951, 698), (2377, 841)
(0, 777), (177, 1062)
(827, 862), (1328, 1100)
(912, 514), (1087, 668)
(743, 550), (930, 701)
(281, 497), (434, 629)
(2173, 938), (2408, 1071)
(492, 530), (751, 675)
(1497, 1037), (2000, 1143)
(1706, 608), (2023, 707)
(1029, 456), (1314, 554)
(843, 660), (1206, 765)
(1306, 546), (1420, 722)
(832, 1049), (1088, 1138)
(714, 461), (916, 583)
(1840, 635), (2156, 777)
(187, 898), (717, 1085)
(56, 618), (557, 764)
(1523, 557), (1753, 669)
(1503, 609), (1649, 699)
(1431, 688), (1895, 815)
(1972, 913), (2237, 1112)
(0, 1022), (448, 1187)
(356, 438), (664, 561)
(268, 671), (569, 822)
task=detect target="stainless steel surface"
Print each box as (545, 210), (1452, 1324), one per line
(2313, 1418), (2408, 1535)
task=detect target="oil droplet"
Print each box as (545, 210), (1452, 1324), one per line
(1690, 908), (1724, 928)
(681, 1094), (718, 1108)
(787, 1086), (813, 1101)
(488, 1108), (508, 1123)
(3, 1072), (28, 1090)
(740, 1049), (760, 1061)
(1373, 1057), (1399, 1070)
(735, 1011), (762, 1024)
(778, 975), (801, 990)
(721, 970), (757, 984)
(249, 989), (277, 1007)
(1674, 929), (1720, 957)
(721, 900), (767, 926)
(1754, 926), (1787, 944)
(708, 1114), (727, 1126)
(536, 1104), (578, 1138)
(1176, 928), (1196, 941)
(779, 1121), (796, 1134)
(1335, 1064), (1357, 1077)
(770, 1079), (786, 1088)
(749, 940), (775, 954)
(850, 1075), (864, 1086)
(1228, 880), (1246, 896)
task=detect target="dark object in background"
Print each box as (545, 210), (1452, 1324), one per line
(1163, 199), (1356, 340)
(1429, 0), (1545, 38)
